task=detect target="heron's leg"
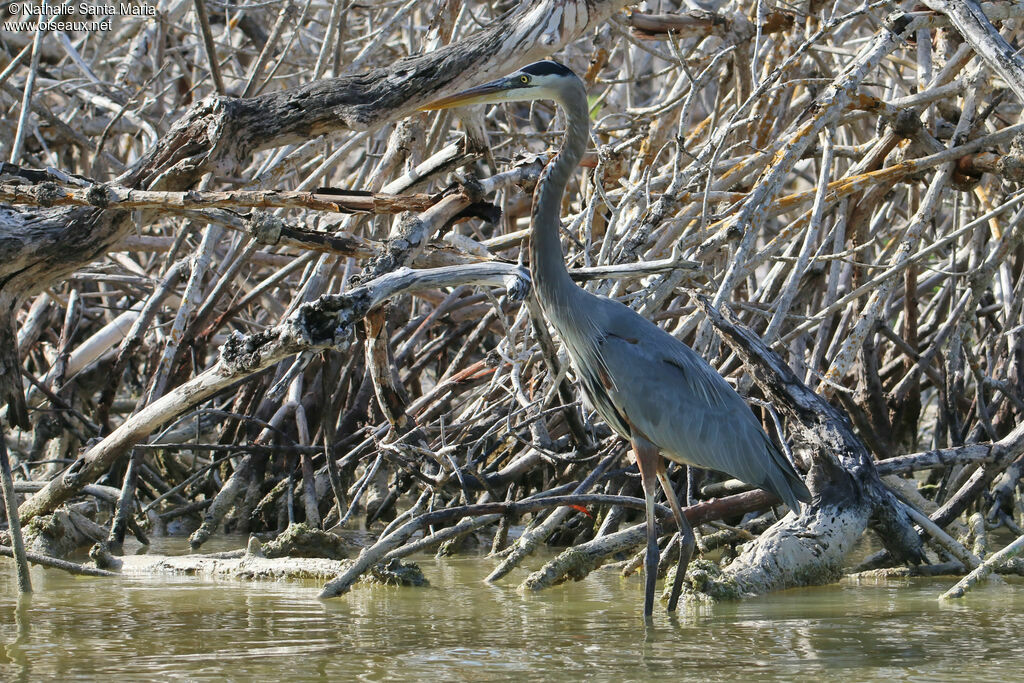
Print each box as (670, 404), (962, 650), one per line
(632, 438), (661, 618)
(657, 468), (695, 612)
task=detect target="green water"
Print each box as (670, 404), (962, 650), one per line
(0, 538), (1020, 681)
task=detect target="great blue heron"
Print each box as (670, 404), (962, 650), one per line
(423, 60), (811, 617)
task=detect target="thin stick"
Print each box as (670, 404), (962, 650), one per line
(0, 545), (116, 578)
(0, 418), (31, 593)
(192, 0), (226, 95)
(9, 12), (45, 162)
(941, 533), (1024, 600)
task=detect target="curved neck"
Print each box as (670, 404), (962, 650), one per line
(530, 82), (589, 308)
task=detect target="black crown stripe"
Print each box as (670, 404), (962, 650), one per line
(521, 60), (574, 77)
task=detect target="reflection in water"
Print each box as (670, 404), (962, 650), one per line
(1, 594), (32, 682)
(0, 537), (1021, 681)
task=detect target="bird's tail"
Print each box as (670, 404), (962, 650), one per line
(762, 438), (811, 511)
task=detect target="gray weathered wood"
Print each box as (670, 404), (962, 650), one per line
(923, 0), (1024, 104)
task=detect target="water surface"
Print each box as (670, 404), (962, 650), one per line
(0, 538), (1019, 681)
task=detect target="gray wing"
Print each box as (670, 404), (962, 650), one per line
(590, 301), (810, 510)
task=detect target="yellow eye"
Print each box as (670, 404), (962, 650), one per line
(520, 75), (529, 84)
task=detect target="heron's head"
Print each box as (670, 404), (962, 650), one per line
(420, 60), (582, 111)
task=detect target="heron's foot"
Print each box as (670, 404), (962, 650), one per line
(666, 544), (687, 611)
(665, 527), (696, 611)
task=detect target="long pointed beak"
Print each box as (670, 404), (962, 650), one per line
(419, 78), (510, 111)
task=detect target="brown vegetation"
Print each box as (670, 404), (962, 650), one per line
(1, 0), (1023, 602)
